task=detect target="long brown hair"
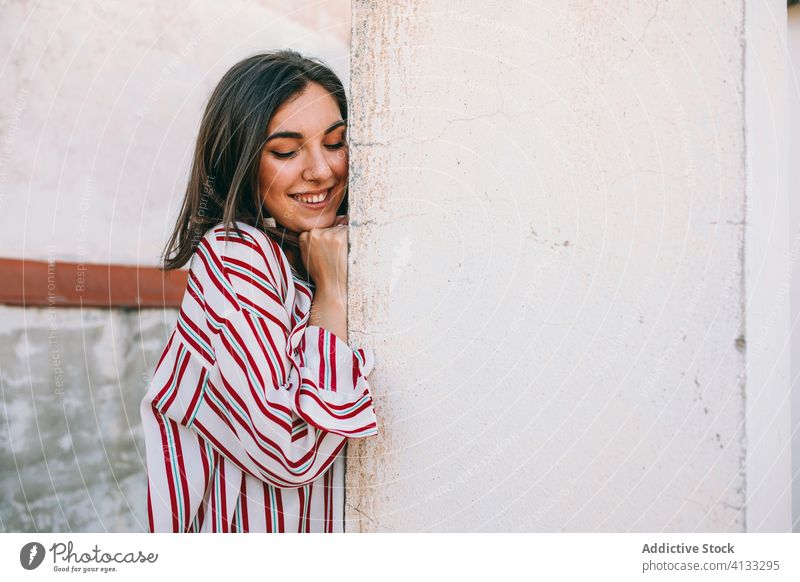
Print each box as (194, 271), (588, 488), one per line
(162, 50), (349, 270)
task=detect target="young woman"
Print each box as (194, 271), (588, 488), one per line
(140, 50), (379, 533)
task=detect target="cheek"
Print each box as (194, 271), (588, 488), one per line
(259, 159), (293, 197)
(331, 150), (349, 178)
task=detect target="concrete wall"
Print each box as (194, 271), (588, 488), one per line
(0, 0), (349, 532)
(0, 306), (174, 532)
(345, 0), (791, 531)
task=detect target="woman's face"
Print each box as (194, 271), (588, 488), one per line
(258, 82), (348, 234)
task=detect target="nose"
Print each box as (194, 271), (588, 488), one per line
(302, 146), (334, 182)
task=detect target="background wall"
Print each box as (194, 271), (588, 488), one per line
(0, 0), (350, 532)
(344, 0), (792, 532)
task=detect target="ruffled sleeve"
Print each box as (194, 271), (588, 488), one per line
(294, 325), (377, 437)
(140, 224), (379, 532)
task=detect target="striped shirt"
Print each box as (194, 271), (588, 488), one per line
(140, 221), (378, 532)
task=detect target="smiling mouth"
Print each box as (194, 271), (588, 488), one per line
(289, 188), (331, 207)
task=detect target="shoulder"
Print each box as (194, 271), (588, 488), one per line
(198, 222), (287, 276)
(190, 221), (291, 316)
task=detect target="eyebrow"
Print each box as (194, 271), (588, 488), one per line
(265, 120), (347, 143)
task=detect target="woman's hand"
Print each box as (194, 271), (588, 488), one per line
(302, 215), (349, 340)
(299, 215), (349, 295)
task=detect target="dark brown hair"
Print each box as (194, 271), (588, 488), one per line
(162, 50), (348, 270)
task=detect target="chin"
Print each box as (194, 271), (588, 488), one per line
(290, 215), (333, 233)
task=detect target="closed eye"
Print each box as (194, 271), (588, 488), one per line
(271, 142), (345, 159)
(271, 150), (296, 159)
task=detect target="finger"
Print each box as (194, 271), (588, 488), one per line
(333, 214), (349, 226)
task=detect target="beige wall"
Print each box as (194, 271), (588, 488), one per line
(345, 0), (792, 532)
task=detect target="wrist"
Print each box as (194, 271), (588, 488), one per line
(308, 289), (347, 342)
(314, 283), (347, 304)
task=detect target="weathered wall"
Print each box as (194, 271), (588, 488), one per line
(0, 306), (175, 532)
(345, 0), (775, 531)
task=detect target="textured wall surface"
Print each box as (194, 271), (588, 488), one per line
(345, 0), (756, 532)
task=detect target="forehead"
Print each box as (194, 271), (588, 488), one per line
(267, 82), (342, 134)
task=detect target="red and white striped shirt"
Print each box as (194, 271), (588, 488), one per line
(140, 222), (378, 533)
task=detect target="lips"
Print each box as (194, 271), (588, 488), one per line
(289, 188), (331, 208)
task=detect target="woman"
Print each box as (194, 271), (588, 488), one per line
(140, 50), (379, 533)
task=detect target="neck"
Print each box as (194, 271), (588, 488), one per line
(262, 221), (302, 266)
(283, 246), (304, 274)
